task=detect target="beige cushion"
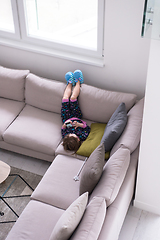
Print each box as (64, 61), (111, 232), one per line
(79, 143), (105, 195)
(0, 66), (29, 101)
(90, 147), (130, 207)
(70, 197), (106, 240)
(111, 98), (144, 155)
(3, 105), (62, 155)
(79, 84), (137, 123)
(49, 192), (88, 240)
(0, 98), (25, 140)
(25, 73), (66, 113)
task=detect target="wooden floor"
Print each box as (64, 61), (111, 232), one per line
(1, 149), (160, 240)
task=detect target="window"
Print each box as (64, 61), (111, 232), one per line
(0, 0), (14, 32)
(0, 0), (20, 39)
(0, 0), (104, 59)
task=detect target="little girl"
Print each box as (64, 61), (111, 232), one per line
(61, 70), (90, 152)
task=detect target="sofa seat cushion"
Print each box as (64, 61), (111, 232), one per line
(31, 155), (84, 209)
(110, 98), (144, 155)
(5, 200), (64, 240)
(3, 104), (62, 156)
(0, 66), (29, 101)
(0, 98), (25, 140)
(25, 73), (66, 113)
(79, 84), (137, 123)
(90, 147), (130, 207)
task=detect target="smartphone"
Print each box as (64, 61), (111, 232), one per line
(65, 122), (73, 128)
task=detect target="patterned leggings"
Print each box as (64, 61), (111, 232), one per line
(61, 99), (82, 123)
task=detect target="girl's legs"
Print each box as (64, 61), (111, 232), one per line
(61, 74), (83, 122)
(61, 83), (72, 123)
(70, 80), (80, 101)
(63, 83), (72, 100)
(70, 81), (82, 119)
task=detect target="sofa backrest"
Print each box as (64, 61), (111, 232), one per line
(25, 73), (66, 113)
(89, 146), (130, 207)
(79, 84), (137, 123)
(25, 72), (137, 123)
(0, 66), (29, 101)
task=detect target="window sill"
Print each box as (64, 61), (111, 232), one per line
(0, 37), (104, 67)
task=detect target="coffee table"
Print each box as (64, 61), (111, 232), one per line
(0, 161), (11, 184)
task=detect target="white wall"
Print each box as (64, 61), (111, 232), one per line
(134, 39), (160, 215)
(0, 0), (150, 99)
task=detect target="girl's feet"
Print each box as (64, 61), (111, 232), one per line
(65, 70), (84, 86)
(73, 70), (84, 84)
(65, 71), (75, 86)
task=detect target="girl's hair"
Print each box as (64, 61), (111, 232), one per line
(62, 135), (81, 152)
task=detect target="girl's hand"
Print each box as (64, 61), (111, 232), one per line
(72, 121), (78, 129)
(62, 123), (67, 129)
(62, 120), (71, 129)
(72, 121), (83, 129)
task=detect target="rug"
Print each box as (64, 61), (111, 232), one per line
(0, 167), (42, 240)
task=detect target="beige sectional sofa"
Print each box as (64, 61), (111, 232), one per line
(0, 66), (144, 240)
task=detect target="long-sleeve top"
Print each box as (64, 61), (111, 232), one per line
(61, 117), (90, 141)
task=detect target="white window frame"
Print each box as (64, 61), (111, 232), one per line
(0, 0), (20, 39)
(0, 0), (105, 63)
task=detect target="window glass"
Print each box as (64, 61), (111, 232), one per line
(24, 0), (98, 50)
(0, 0), (15, 32)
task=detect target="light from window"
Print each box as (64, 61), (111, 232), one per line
(24, 0), (98, 51)
(0, 0), (14, 32)
(0, 0), (104, 60)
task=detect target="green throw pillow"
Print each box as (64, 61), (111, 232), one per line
(76, 123), (110, 159)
